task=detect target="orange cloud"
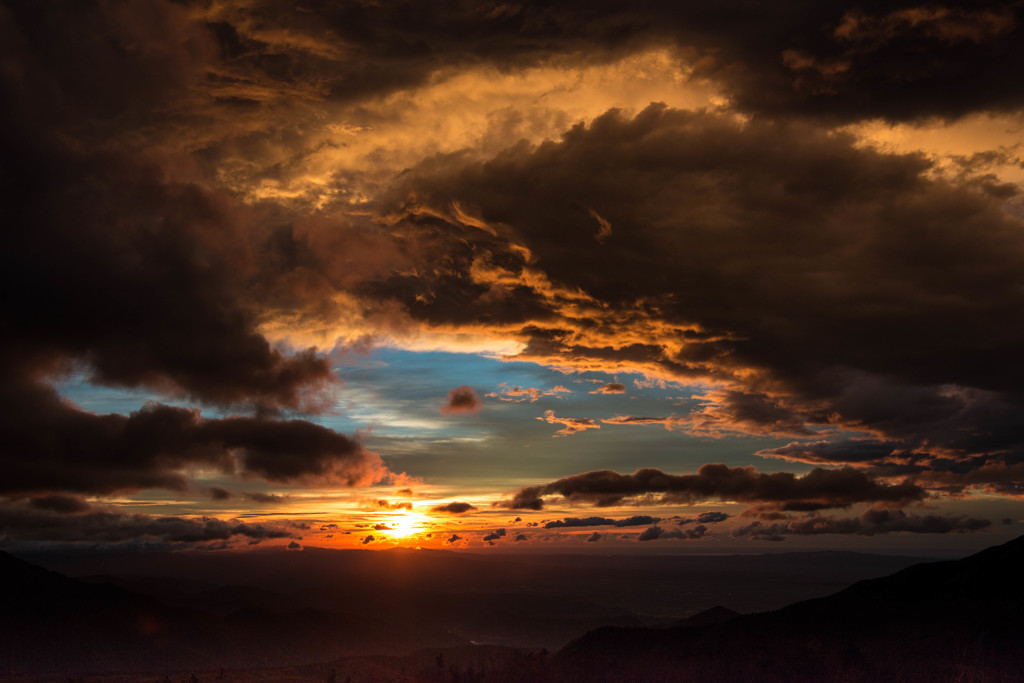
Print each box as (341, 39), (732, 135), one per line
(537, 410), (601, 437)
(488, 383), (572, 402)
(590, 382), (626, 395)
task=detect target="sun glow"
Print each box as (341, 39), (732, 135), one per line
(385, 513), (426, 539)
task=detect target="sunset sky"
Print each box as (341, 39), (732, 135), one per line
(3, 0), (1024, 556)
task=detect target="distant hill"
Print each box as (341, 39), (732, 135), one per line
(558, 534), (1024, 682)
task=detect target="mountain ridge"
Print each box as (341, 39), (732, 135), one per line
(557, 534), (1024, 682)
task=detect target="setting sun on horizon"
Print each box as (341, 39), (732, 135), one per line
(4, 2), (1024, 678)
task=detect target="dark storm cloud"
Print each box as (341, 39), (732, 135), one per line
(545, 517), (615, 529)
(543, 515), (662, 529)
(639, 524), (709, 541)
(202, 1), (1012, 124)
(498, 465), (924, 511)
(440, 386), (483, 415)
(0, 395), (385, 496)
(209, 486), (232, 501)
(757, 440), (902, 467)
(0, 0), (414, 504)
(685, 391), (817, 438)
(28, 495), (92, 515)
(202, 414), (383, 484)
(0, 160), (391, 493)
(431, 502), (479, 514)
(245, 492), (291, 503)
(732, 509), (992, 539)
(0, 503), (294, 547)
(615, 515), (662, 527)
(392, 103), (1024, 484)
(0, 123), (335, 412)
(8, 0), (1019, 137)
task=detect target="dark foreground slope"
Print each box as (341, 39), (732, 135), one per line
(556, 534), (1024, 682)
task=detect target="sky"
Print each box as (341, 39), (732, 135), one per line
(3, 0), (1024, 556)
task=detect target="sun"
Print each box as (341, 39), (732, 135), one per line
(385, 513), (424, 539)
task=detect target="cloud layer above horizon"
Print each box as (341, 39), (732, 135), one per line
(2, 0), (1023, 551)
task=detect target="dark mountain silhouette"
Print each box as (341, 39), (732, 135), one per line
(668, 604), (740, 628)
(557, 534), (1024, 682)
(27, 544), (928, 626)
(0, 544), (965, 679)
(0, 550), (463, 676)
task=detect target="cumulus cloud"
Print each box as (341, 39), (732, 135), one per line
(498, 464), (925, 511)
(441, 386), (483, 415)
(587, 532), (603, 542)
(482, 528), (508, 542)
(431, 502), (478, 514)
(362, 535), (375, 545)
(537, 410), (601, 437)
(445, 534), (462, 545)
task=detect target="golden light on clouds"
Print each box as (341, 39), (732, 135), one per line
(225, 48), (723, 209)
(847, 112), (1024, 186)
